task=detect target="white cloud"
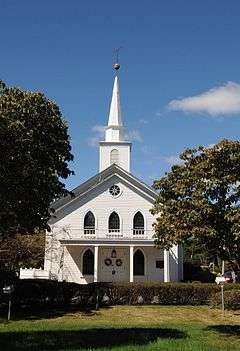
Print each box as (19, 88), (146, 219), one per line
(87, 136), (100, 147)
(139, 118), (148, 124)
(88, 125), (143, 147)
(92, 125), (106, 134)
(207, 143), (215, 149)
(163, 154), (183, 166)
(155, 111), (163, 117)
(127, 129), (143, 143)
(141, 145), (151, 155)
(87, 125), (105, 147)
(168, 82), (240, 117)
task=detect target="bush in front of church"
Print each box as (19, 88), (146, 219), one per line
(103, 283), (221, 306)
(1, 280), (239, 316)
(99, 282), (240, 306)
(210, 289), (240, 310)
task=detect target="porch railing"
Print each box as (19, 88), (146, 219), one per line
(60, 228), (153, 241)
(133, 228), (145, 235)
(84, 228), (95, 235)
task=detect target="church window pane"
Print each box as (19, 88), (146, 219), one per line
(134, 249), (145, 276)
(108, 211), (120, 232)
(84, 211), (95, 234)
(82, 249), (94, 275)
(110, 149), (119, 165)
(133, 211), (144, 235)
(156, 260), (164, 269)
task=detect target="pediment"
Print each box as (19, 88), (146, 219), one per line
(49, 165), (157, 224)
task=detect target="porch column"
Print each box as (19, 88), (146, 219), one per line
(164, 249), (170, 282)
(129, 245), (134, 283)
(94, 245), (99, 282)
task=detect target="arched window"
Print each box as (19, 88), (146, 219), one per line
(110, 149), (119, 165)
(108, 211), (120, 233)
(84, 211), (95, 234)
(133, 211), (144, 235)
(134, 249), (145, 276)
(82, 249), (94, 275)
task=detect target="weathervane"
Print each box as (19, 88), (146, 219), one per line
(113, 46), (122, 71)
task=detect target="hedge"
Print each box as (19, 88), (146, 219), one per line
(1, 279), (240, 312)
(99, 282), (239, 306)
(210, 289), (240, 310)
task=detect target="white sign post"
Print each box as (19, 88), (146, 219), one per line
(215, 277), (226, 317)
(3, 285), (14, 321)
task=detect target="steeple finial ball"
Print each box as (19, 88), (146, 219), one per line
(114, 63), (120, 70)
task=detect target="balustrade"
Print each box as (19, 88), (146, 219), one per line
(64, 228), (153, 240)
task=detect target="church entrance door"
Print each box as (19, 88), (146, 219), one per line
(100, 247), (129, 282)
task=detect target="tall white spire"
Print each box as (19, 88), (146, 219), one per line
(105, 75), (126, 142)
(108, 76), (123, 127)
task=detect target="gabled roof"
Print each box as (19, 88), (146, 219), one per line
(51, 164), (157, 214)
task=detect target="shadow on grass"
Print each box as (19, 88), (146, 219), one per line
(0, 327), (187, 350)
(206, 325), (240, 337)
(1, 305), (102, 321)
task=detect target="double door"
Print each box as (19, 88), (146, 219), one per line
(99, 247), (129, 282)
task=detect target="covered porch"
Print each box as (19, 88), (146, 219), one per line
(60, 239), (171, 284)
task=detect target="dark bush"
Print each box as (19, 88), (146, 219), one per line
(0, 270), (18, 289)
(1, 279), (240, 314)
(183, 262), (216, 283)
(12, 279), (96, 307)
(103, 283), (221, 305)
(210, 289), (240, 310)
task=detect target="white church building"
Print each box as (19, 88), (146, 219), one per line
(40, 67), (183, 284)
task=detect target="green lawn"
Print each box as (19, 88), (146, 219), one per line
(0, 305), (239, 350)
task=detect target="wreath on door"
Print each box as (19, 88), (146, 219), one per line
(116, 259), (123, 267)
(104, 258), (112, 266)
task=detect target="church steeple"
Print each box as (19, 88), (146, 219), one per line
(105, 75), (126, 142)
(99, 62), (132, 172)
(108, 76), (122, 127)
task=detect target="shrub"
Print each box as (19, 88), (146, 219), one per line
(1, 279), (239, 313)
(99, 282), (240, 306)
(183, 262), (216, 283)
(210, 289), (240, 310)
(103, 283), (221, 305)
(12, 279), (96, 307)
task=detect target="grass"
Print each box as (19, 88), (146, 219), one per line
(0, 305), (239, 350)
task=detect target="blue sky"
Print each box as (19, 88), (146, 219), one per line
(1, 0), (240, 189)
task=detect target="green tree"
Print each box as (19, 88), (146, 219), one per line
(151, 140), (240, 269)
(0, 232), (45, 271)
(0, 80), (73, 240)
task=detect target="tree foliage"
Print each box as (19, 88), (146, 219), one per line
(0, 80), (73, 240)
(152, 140), (240, 269)
(0, 232), (45, 271)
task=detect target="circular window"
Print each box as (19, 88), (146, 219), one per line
(109, 185), (121, 197)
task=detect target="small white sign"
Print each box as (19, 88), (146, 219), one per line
(215, 276), (226, 285)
